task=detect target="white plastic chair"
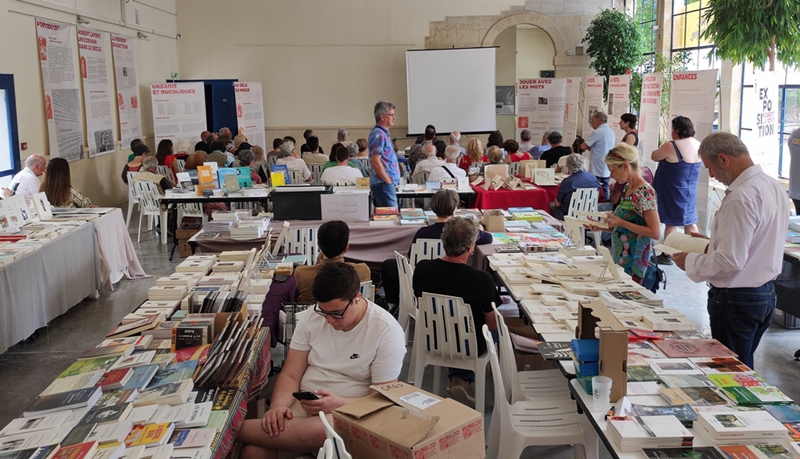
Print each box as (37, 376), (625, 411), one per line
(508, 161), (521, 177)
(411, 171), (429, 186)
(482, 325), (599, 459)
(359, 281), (375, 302)
(271, 221), (291, 257)
(156, 165), (177, 185)
(125, 172), (139, 227)
(395, 251), (418, 382)
(353, 157), (371, 176)
(177, 202), (206, 229)
(413, 293), (489, 414)
(317, 440), (334, 459)
(288, 170), (303, 184)
(408, 238), (443, 266)
(175, 159), (186, 172)
(132, 180), (168, 244)
(283, 226), (319, 265)
(318, 411), (351, 459)
(309, 164), (325, 185)
(567, 188), (601, 253)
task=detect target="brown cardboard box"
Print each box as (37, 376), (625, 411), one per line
(482, 209), (505, 233)
(575, 300), (628, 402)
(333, 382), (484, 459)
(176, 228), (200, 258)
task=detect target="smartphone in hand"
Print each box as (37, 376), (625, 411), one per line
(292, 391), (320, 401)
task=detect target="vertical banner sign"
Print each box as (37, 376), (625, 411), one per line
(150, 82), (206, 146)
(607, 74), (631, 143)
(582, 76), (606, 139)
(638, 72), (662, 171)
(77, 27), (114, 157)
(111, 34), (141, 148)
(515, 78), (566, 144)
(669, 69), (718, 233)
(234, 82), (266, 149)
(36, 19), (84, 162)
(749, 72), (778, 175)
(563, 77), (580, 143)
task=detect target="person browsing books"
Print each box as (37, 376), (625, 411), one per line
(673, 133), (789, 369)
(235, 262), (405, 458)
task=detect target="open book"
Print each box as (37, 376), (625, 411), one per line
(654, 232), (709, 255)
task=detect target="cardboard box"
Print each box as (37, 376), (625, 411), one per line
(176, 228), (200, 258)
(575, 300), (628, 402)
(333, 382), (484, 459)
(482, 209), (505, 233)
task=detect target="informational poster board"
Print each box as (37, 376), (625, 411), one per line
(638, 72), (662, 171)
(234, 82), (266, 149)
(36, 19), (84, 162)
(77, 27), (114, 157)
(563, 77), (580, 143)
(150, 82), (206, 146)
(111, 34), (141, 148)
(582, 76), (605, 139)
(669, 69), (718, 233)
(515, 78), (566, 144)
(607, 74), (630, 143)
(744, 72), (778, 176)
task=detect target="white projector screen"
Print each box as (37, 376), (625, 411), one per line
(406, 47), (497, 136)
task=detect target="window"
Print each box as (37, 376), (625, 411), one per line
(0, 74), (21, 188)
(625, 0), (658, 58)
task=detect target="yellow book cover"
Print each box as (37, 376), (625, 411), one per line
(126, 423), (171, 447)
(270, 172), (285, 187)
(197, 166), (214, 184)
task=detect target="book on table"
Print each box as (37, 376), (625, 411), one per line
(124, 423), (173, 448)
(50, 442), (98, 459)
(0, 445), (60, 459)
(654, 339), (737, 359)
(0, 412), (72, 437)
(90, 443), (126, 459)
(23, 387), (102, 418)
(654, 232), (710, 255)
(39, 371), (105, 397)
(696, 411), (788, 441)
(132, 380), (194, 407)
(606, 415), (693, 453)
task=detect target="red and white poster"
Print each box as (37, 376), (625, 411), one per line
(515, 78), (566, 145)
(150, 82), (206, 146)
(111, 34), (141, 148)
(638, 72), (662, 171)
(563, 77), (580, 143)
(234, 82), (266, 149)
(36, 19), (84, 162)
(77, 27), (114, 157)
(582, 76), (606, 139)
(607, 74), (631, 143)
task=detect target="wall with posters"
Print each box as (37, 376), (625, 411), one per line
(0, 0), (178, 206)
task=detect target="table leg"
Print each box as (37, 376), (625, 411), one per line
(168, 204), (179, 261)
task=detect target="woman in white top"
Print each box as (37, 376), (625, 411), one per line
(320, 146), (363, 185)
(276, 140), (312, 182)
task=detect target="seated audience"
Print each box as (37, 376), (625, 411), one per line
(267, 138), (283, 161)
(135, 156), (174, 194)
(236, 262), (404, 458)
(155, 139), (176, 171)
(236, 141), (253, 157)
(194, 131), (212, 154)
(518, 129), (535, 153)
(10, 154), (47, 199)
(251, 145), (269, 183)
(276, 140), (312, 182)
(433, 139), (447, 159)
(408, 125), (436, 173)
(458, 138), (487, 173)
(320, 146), (363, 185)
(330, 128), (350, 153)
(303, 136), (328, 164)
(300, 129), (324, 154)
(122, 143), (149, 184)
(413, 218), (500, 404)
(40, 158), (97, 208)
(411, 144), (444, 183)
(207, 140), (232, 167)
(550, 154), (600, 220)
(449, 131), (466, 155)
(486, 145), (504, 164)
(321, 144), (367, 177)
(218, 127), (234, 151)
(237, 149), (263, 184)
(234, 134), (248, 152)
(184, 151), (207, 171)
(355, 138), (369, 158)
(127, 138), (143, 161)
(530, 131), (552, 159)
(429, 145), (467, 182)
(503, 139), (533, 163)
(539, 131), (572, 168)
(174, 140), (191, 166)
(485, 130), (505, 159)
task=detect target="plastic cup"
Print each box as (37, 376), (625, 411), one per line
(592, 376), (612, 413)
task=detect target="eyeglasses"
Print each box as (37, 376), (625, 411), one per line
(314, 296), (358, 319)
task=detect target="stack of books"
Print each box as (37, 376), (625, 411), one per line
(148, 286), (188, 302)
(201, 220), (233, 236)
(606, 415), (693, 452)
(230, 218), (269, 241)
(694, 411), (788, 445)
(399, 208), (427, 226)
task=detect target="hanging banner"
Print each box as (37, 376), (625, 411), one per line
(36, 19), (84, 162)
(515, 78), (566, 145)
(77, 27), (114, 157)
(669, 69), (718, 233)
(234, 82), (266, 149)
(638, 72), (662, 171)
(150, 82), (206, 146)
(563, 77), (580, 143)
(745, 72), (778, 176)
(607, 74), (631, 143)
(111, 34), (141, 148)
(582, 76), (606, 139)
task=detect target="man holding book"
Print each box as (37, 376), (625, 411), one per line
(235, 262), (405, 458)
(673, 133), (788, 369)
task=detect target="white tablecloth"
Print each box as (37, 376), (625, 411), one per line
(92, 208), (148, 290)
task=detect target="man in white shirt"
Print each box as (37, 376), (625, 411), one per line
(9, 154), (47, 198)
(320, 146), (363, 186)
(429, 145), (467, 182)
(674, 133), (789, 369)
(411, 144), (444, 183)
(580, 112), (615, 199)
(276, 140), (312, 182)
(449, 131), (466, 156)
(235, 262), (405, 457)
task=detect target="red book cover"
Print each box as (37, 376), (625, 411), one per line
(96, 368), (132, 390)
(52, 441), (99, 459)
(653, 339), (737, 359)
(717, 445), (758, 459)
(174, 345), (210, 364)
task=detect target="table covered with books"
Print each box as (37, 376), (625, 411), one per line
(469, 183), (551, 210)
(0, 221), (100, 354)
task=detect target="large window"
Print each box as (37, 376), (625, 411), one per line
(0, 74), (21, 188)
(625, 0), (658, 58)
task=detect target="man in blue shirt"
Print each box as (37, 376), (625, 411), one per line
(369, 101), (401, 207)
(580, 111), (616, 200)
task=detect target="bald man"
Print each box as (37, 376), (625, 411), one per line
(10, 154), (47, 198)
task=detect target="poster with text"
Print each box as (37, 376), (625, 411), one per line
(607, 74), (631, 143)
(563, 77), (580, 143)
(150, 82), (206, 146)
(36, 19), (84, 162)
(669, 69), (718, 233)
(582, 76), (605, 139)
(745, 72), (778, 176)
(515, 78), (566, 144)
(234, 82), (266, 149)
(77, 27), (114, 157)
(111, 34), (141, 148)
(638, 72), (662, 172)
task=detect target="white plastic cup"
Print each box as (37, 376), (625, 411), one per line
(592, 376), (612, 413)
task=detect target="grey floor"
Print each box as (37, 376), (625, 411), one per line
(1, 221), (799, 459)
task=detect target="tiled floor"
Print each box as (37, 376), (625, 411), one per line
(1, 222), (799, 459)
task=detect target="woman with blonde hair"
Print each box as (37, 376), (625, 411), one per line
(590, 143), (660, 284)
(233, 134), (248, 151)
(458, 138), (487, 173)
(486, 145), (504, 164)
(40, 157), (96, 208)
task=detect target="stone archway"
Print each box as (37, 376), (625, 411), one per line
(481, 12), (561, 51)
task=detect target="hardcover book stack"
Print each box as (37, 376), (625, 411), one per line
(606, 415), (694, 452)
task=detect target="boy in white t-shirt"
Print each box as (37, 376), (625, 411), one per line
(320, 145), (363, 186)
(235, 262), (405, 458)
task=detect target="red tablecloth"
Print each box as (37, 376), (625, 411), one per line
(470, 185), (550, 210)
(539, 184), (559, 203)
